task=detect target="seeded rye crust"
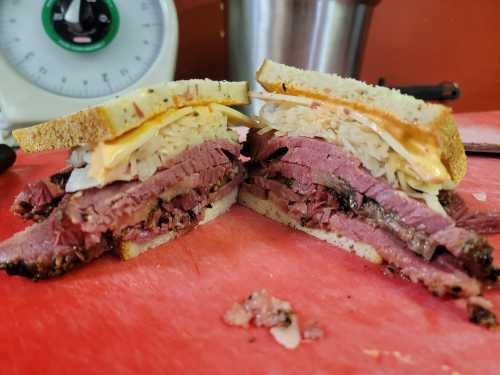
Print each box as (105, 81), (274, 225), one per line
(256, 59), (466, 183)
(13, 80), (249, 152)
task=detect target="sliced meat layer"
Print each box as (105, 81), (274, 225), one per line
(241, 183), (482, 298)
(244, 131), (495, 280)
(0, 140), (242, 279)
(13, 139), (240, 222)
(0, 199), (114, 279)
(240, 182), (481, 298)
(245, 132), (452, 234)
(12, 168), (72, 221)
(440, 190), (500, 235)
(65, 140), (240, 242)
(120, 176), (240, 244)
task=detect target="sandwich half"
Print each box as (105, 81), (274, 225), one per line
(0, 79), (251, 279)
(240, 60), (499, 326)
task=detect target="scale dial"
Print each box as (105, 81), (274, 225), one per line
(0, 0), (166, 99)
(42, 0), (121, 53)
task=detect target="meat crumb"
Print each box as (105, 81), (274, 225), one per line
(383, 264), (397, 277)
(363, 349), (414, 364)
(224, 303), (253, 328)
(469, 296), (493, 310)
(303, 322), (324, 340)
(392, 350), (415, 364)
(244, 289), (292, 328)
(467, 296), (498, 328)
(472, 192), (487, 202)
(363, 349), (381, 359)
(223, 289), (323, 349)
(270, 314), (301, 350)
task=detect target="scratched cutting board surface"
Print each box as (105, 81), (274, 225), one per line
(456, 110), (500, 146)
(1, 114), (500, 375)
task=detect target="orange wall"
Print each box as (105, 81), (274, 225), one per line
(359, 0), (500, 112)
(174, 0), (226, 80)
(174, 0), (500, 113)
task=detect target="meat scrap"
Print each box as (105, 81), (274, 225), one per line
(363, 349), (415, 365)
(12, 168), (72, 221)
(472, 192), (487, 202)
(223, 289), (294, 329)
(0, 140), (242, 280)
(439, 190), (500, 235)
(303, 322), (324, 341)
(224, 303), (253, 328)
(242, 131), (500, 327)
(223, 289), (324, 349)
(467, 296), (498, 328)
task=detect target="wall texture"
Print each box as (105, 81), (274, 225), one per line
(359, 0), (500, 112)
(174, 0), (226, 80)
(174, 0), (500, 113)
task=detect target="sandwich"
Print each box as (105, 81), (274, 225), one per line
(239, 60), (499, 326)
(0, 79), (251, 279)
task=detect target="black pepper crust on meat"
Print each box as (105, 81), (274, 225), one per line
(440, 190), (500, 235)
(12, 168), (72, 221)
(0, 172), (241, 280)
(241, 131), (499, 327)
(260, 171), (497, 282)
(1, 232), (116, 281)
(16, 199), (63, 221)
(50, 169), (72, 188)
(0, 139), (243, 280)
(467, 301), (498, 329)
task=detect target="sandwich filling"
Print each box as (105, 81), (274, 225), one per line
(241, 128), (498, 326)
(2, 105), (247, 279)
(252, 92), (454, 214)
(3, 139), (242, 279)
(65, 104), (250, 191)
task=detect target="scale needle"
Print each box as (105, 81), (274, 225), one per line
(64, 0), (82, 24)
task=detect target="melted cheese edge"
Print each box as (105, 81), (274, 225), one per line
(251, 91), (454, 214)
(251, 91), (451, 186)
(82, 104), (247, 187)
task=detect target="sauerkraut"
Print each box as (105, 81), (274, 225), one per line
(256, 100), (453, 214)
(66, 105), (240, 192)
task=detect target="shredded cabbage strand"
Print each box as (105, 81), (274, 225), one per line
(252, 92), (453, 215)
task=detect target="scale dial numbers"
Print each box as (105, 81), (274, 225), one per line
(0, 0), (165, 98)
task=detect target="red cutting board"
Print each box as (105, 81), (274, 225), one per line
(1, 114), (500, 375)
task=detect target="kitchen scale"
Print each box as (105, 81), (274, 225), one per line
(0, 0), (178, 135)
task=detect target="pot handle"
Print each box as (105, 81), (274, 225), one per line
(378, 78), (460, 101)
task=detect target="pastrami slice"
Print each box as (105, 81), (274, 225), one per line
(0, 140), (243, 280)
(241, 130), (498, 319)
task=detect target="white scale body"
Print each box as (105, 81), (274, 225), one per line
(0, 0), (178, 130)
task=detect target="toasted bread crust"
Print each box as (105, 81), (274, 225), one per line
(14, 80), (249, 152)
(432, 110), (467, 183)
(256, 59), (467, 184)
(13, 107), (114, 153)
(239, 190), (383, 264)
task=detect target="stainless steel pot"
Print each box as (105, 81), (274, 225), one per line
(227, 0), (379, 114)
